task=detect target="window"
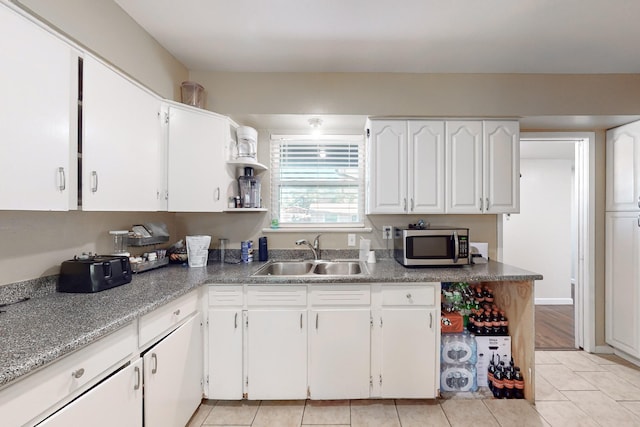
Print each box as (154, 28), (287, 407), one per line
(270, 135), (365, 227)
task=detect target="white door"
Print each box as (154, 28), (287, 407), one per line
(484, 121), (520, 213)
(408, 121), (445, 213)
(605, 212), (640, 357)
(308, 309), (370, 399)
(381, 308), (437, 398)
(367, 120), (407, 213)
(167, 104), (230, 212)
(246, 309), (307, 399)
(208, 309), (243, 399)
(38, 358), (143, 427)
(606, 122), (640, 212)
(144, 314), (203, 427)
(82, 55), (162, 211)
(0, 5), (75, 211)
(446, 121), (483, 213)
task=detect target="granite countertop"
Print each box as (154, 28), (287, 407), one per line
(0, 259), (541, 388)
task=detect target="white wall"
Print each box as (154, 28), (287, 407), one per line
(503, 158), (574, 304)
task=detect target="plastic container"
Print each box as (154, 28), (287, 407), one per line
(109, 230), (129, 256)
(180, 81), (205, 108)
(235, 126), (257, 160)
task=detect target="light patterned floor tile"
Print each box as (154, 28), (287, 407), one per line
(562, 390), (640, 427)
(350, 399), (401, 427)
(187, 400), (216, 426)
(620, 401), (640, 417)
(535, 372), (568, 401)
(302, 400), (350, 425)
(576, 371), (640, 401)
(534, 401), (600, 427)
(251, 400), (305, 427)
(536, 364), (598, 391)
(203, 400), (260, 425)
(395, 399), (451, 427)
(580, 352), (628, 365)
(603, 362), (640, 384)
(535, 351), (561, 365)
(544, 351), (608, 372)
(440, 400), (499, 427)
(483, 399), (550, 426)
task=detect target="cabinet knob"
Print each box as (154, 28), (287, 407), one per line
(173, 309), (181, 316)
(406, 293), (412, 299)
(71, 368), (85, 379)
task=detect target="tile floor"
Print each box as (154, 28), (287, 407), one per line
(187, 350), (640, 427)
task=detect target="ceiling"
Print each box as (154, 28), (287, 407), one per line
(114, 0), (640, 73)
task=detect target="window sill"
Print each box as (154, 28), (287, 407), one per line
(261, 227), (373, 233)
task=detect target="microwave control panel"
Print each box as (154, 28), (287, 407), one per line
(458, 235), (469, 258)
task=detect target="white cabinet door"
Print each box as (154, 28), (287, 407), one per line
(166, 103), (231, 212)
(246, 309), (307, 399)
(380, 308), (437, 398)
(367, 120), (407, 213)
(208, 309), (243, 399)
(0, 5), (75, 211)
(308, 309), (370, 399)
(484, 121), (520, 213)
(606, 121), (640, 212)
(144, 314), (203, 427)
(82, 55), (163, 211)
(37, 359), (143, 427)
(446, 121), (483, 213)
(605, 212), (640, 357)
(408, 121), (446, 213)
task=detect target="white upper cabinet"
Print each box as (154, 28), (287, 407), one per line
(166, 102), (232, 212)
(367, 120), (407, 213)
(82, 55), (164, 211)
(606, 121), (640, 212)
(0, 4), (76, 211)
(446, 120), (519, 214)
(367, 120), (445, 214)
(446, 121), (484, 213)
(483, 120), (520, 213)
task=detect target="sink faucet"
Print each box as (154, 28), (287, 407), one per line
(295, 234), (321, 260)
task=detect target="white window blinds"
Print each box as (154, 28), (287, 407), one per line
(270, 135), (365, 226)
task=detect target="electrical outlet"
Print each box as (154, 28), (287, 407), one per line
(347, 233), (356, 247)
(382, 226), (392, 240)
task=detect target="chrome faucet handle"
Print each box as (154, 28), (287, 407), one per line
(313, 234), (322, 249)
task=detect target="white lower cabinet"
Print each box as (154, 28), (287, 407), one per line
(37, 359), (143, 427)
(605, 212), (640, 358)
(309, 285), (371, 399)
(246, 308), (308, 399)
(376, 284), (440, 398)
(143, 313), (203, 427)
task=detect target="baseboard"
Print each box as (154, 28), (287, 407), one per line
(535, 298), (574, 305)
(593, 345), (614, 354)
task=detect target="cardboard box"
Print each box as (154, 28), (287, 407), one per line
(475, 336), (511, 387)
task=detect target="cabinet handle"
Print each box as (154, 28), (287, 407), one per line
(215, 187), (220, 201)
(486, 198), (490, 211)
(479, 198), (483, 211)
(173, 309), (181, 316)
(57, 167), (66, 191)
(410, 198), (414, 211)
(134, 366), (141, 390)
(638, 196), (640, 209)
(380, 317), (383, 327)
(234, 312), (238, 329)
(302, 313), (305, 330)
(406, 293), (412, 299)
(430, 312), (433, 329)
(91, 171), (98, 193)
(403, 198), (407, 212)
(151, 353), (158, 374)
(637, 215), (640, 228)
(71, 368), (85, 379)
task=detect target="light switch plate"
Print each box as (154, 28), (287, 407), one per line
(347, 234), (356, 246)
(382, 226), (392, 240)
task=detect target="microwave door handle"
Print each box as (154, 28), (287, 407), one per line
(452, 231), (459, 263)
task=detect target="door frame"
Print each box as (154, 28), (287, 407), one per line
(497, 131), (596, 352)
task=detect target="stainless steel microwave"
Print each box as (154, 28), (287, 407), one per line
(394, 226), (470, 266)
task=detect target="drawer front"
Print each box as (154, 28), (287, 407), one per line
(382, 284), (437, 306)
(139, 290), (198, 347)
(310, 285), (370, 306)
(209, 285), (243, 306)
(0, 322), (136, 427)
(247, 286), (307, 306)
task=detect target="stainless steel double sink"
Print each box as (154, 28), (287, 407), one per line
(252, 260), (367, 277)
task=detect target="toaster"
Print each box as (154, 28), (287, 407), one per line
(58, 255), (132, 293)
